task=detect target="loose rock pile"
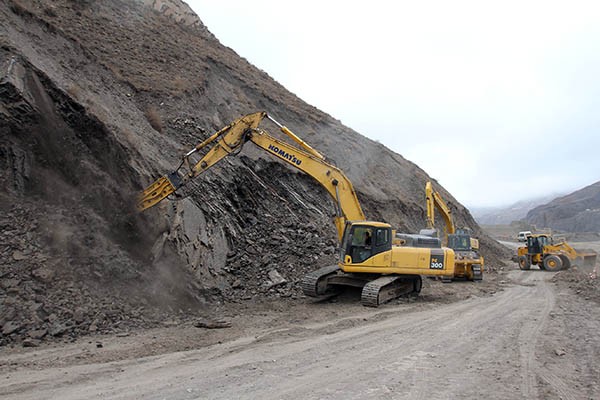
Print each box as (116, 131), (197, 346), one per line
(0, 202), (204, 347)
(553, 267), (600, 304)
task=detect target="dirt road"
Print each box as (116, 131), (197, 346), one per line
(1, 270), (598, 400)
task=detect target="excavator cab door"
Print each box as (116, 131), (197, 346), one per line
(341, 224), (392, 264)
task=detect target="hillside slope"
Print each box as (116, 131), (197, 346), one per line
(526, 181), (600, 232)
(0, 0), (508, 346)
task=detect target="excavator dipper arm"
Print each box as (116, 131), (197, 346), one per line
(138, 112), (264, 211)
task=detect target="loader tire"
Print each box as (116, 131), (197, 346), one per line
(518, 255), (531, 270)
(543, 255), (563, 272)
(559, 255), (571, 270)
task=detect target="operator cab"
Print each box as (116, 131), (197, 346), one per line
(448, 233), (472, 252)
(340, 222), (392, 264)
(527, 234), (551, 254)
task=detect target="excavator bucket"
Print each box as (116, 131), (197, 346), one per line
(137, 172), (181, 211)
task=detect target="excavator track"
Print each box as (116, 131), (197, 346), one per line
(301, 265), (341, 298)
(472, 264), (483, 281)
(361, 275), (422, 307)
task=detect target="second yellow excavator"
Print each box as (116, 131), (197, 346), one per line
(422, 181), (484, 281)
(139, 112), (456, 306)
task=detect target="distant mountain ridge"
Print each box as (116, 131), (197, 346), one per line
(472, 194), (562, 225)
(525, 181), (600, 233)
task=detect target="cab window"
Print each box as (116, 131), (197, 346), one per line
(351, 227), (372, 246)
(344, 225), (391, 264)
(375, 228), (389, 246)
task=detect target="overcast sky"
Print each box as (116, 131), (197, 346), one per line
(186, 0), (600, 208)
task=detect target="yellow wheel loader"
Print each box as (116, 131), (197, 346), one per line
(139, 112), (456, 307)
(517, 234), (597, 271)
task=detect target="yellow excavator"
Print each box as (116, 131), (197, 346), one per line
(139, 112), (455, 306)
(421, 181), (484, 281)
(517, 234), (597, 271)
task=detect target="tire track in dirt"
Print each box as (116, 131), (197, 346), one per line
(538, 371), (579, 400)
(509, 270), (580, 400)
(515, 271), (555, 398)
(1, 275), (561, 400)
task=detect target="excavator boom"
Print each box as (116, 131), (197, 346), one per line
(424, 181), (455, 240)
(138, 112), (365, 239)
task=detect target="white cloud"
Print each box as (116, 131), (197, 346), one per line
(187, 0), (600, 207)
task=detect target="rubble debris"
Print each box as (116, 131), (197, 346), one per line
(194, 318), (232, 329)
(267, 269), (287, 288)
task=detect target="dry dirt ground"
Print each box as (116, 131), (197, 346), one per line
(1, 263), (599, 400)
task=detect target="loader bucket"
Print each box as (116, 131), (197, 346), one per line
(581, 253), (597, 268)
(573, 251), (598, 269)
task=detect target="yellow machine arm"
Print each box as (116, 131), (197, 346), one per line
(138, 112), (365, 240)
(545, 239), (596, 265)
(425, 181), (456, 241)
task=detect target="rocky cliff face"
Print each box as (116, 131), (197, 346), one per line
(526, 181), (600, 233)
(139, 0), (206, 31)
(0, 0), (507, 346)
